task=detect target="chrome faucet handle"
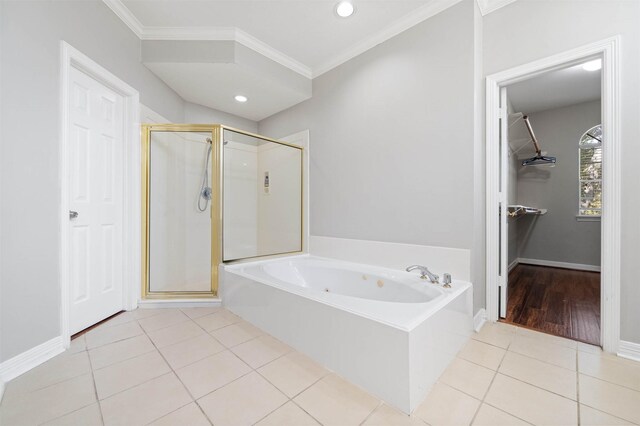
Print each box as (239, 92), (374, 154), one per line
(443, 273), (452, 288)
(406, 265), (439, 283)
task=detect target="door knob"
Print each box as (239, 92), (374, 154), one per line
(69, 210), (78, 219)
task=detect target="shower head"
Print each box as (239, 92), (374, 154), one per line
(206, 138), (213, 144)
(521, 154), (556, 167)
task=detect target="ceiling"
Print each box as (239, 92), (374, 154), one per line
(507, 60), (601, 156)
(121, 0), (447, 74)
(507, 61), (602, 114)
(104, 0), (516, 121)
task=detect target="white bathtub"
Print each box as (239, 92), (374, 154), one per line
(221, 255), (472, 413)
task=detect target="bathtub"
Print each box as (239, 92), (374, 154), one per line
(221, 255), (472, 413)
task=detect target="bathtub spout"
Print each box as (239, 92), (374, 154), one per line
(406, 265), (439, 283)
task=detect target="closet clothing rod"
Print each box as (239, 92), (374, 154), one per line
(522, 115), (542, 156)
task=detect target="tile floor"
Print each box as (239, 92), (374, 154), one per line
(1, 308), (639, 425)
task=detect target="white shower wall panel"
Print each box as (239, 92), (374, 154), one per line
(223, 141), (259, 260)
(257, 143), (302, 255)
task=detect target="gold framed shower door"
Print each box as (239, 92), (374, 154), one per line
(141, 124), (305, 300)
(141, 124), (223, 299)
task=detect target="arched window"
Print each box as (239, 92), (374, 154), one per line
(579, 124), (602, 217)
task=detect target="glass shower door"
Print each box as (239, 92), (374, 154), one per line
(142, 126), (221, 298)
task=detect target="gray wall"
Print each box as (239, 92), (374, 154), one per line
(0, 0), (179, 362)
(0, 0), (183, 362)
(185, 102), (258, 133)
(483, 0), (640, 344)
(514, 101), (601, 266)
(260, 0), (477, 251)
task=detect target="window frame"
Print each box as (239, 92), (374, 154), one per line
(577, 124), (603, 219)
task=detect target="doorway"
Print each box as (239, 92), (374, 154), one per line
(485, 37), (621, 352)
(502, 64), (603, 345)
(60, 42), (140, 341)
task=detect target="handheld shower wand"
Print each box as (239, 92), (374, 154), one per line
(197, 138), (213, 212)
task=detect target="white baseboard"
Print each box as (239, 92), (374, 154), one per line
(508, 259), (519, 272)
(618, 340), (640, 362)
(137, 299), (222, 309)
(474, 308), (487, 332)
(0, 336), (65, 383)
(517, 257), (600, 272)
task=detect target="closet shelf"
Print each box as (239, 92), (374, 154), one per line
(507, 205), (547, 218)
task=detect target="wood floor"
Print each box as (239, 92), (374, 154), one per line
(503, 264), (601, 346)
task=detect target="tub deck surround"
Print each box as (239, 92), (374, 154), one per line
(221, 255), (473, 413)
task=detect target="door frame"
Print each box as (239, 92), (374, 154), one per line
(59, 41), (140, 348)
(485, 36), (621, 352)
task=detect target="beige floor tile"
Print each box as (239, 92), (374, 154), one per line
(472, 322), (516, 349)
(3, 351), (91, 396)
(515, 326), (578, 349)
(100, 373), (192, 426)
(508, 334), (577, 370)
(147, 320), (204, 348)
(578, 351), (640, 391)
(210, 321), (264, 347)
(42, 403), (103, 426)
(579, 404), (633, 425)
(458, 339), (506, 370)
(195, 310), (242, 332)
(579, 374), (640, 424)
(149, 403), (211, 426)
(197, 372), (288, 426)
(362, 404), (424, 426)
(68, 336), (87, 354)
(93, 350), (170, 399)
(485, 374), (577, 425)
(85, 321), (144, 349)
(93, 311), (136, 330)
(138, 310), (190, 333)
(256, 401), (320, 426)
(181, 307), (222, 319)
(258, 351), (329, 398)
(0, 374), (97, 425)
(413, 382), (480, 426)
(439, 357), (495, 399)
(499, 351), (577, 399)
(578, 342), (603, 354)
(231, 335), (291, 368)
(294, 374), (380, 426)
(128, 308), (168, 320)
(88, 334), (155, 370)
(472, 404), (529, 426)
(159, 333), (225, 370)
(176, 350), (251, 398)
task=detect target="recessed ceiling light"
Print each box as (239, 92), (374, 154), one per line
(234, 95), (248, 103)
(582, 59), (602, 72)
(335, 1), (355, 18)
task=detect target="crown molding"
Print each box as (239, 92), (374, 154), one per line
(311, 0), (463, 78)
(102, 0), (312, 78)
(235, 29), (312, 79)
(476, 0), (517, 16)
(141, 26), (237, 41)
(102, 0), (144, 37)
(103, 0), (471, 80)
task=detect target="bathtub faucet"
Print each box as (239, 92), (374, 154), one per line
(406, 265), (439, 283)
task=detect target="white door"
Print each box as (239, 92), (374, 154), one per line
(68, 66), (124, 334)
(498, 87), (509, 318)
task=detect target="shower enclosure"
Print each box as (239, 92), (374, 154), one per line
(141, 124), (303, 299)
